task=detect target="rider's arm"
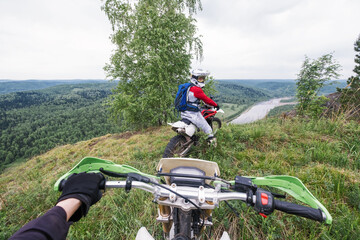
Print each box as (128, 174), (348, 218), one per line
(9, 173), (104, 240)
(56, 198), (82, 221)
(190, 86), (218, 106)
(9, 204), (72, 240)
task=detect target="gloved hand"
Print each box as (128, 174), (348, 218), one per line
(215, 104), (220, 110)
(57, 172), (105, 222)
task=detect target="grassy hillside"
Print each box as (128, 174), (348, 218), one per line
(1, 117), (359, 239)
(0, 80), (270, 171)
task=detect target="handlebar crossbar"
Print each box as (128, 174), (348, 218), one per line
(104, 181), (325, 222)
(105, 180), (247, 209)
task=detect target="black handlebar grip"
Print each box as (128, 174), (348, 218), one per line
(59, 179), (66, 191)
(274, 199), (324, 222)
(99, 179), (106, 190)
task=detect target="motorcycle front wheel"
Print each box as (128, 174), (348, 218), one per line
(163, 135), (192, 158)
(210, 117), (222, 133)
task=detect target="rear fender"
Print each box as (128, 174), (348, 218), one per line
(168, 121), (196, 137)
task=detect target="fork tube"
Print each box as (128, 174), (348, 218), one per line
(174, 208), (192, 238)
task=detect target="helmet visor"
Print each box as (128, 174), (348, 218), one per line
(197, 76), (206, 83)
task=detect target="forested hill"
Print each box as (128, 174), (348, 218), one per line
(214, 82), (270, 104)
(0, 80), (107, 94)
(218, 79), (347, 97)
(0, 82), (122, 171)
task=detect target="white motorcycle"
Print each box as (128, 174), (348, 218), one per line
(163, 105), (224, 158)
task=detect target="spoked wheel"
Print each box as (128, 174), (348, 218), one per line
(210, 117), (222, 133)
(163, 135), (193, 158)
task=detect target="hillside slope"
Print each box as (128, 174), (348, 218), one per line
(0, 80), (273, 171)
(1, 118), (359, 239)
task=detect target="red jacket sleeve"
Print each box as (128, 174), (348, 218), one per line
(190, 86), (217, 107)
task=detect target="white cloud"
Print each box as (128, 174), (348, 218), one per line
(193, 0), (360, 79)
(0, 0), (113, 80)
(0, 0), (359, 80)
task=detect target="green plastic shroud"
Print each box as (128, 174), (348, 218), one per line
(54, 157), (332, 224)
(54, 157), (159, 192)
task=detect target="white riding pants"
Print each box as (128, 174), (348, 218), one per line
(181, 111), (214, 138)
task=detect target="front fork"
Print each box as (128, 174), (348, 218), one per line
(206, 117), (214, 130)
(160, 207), (213, 240)
(173, 208), (192, 238)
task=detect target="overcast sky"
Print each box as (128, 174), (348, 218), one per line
(0, 0), (359, 80)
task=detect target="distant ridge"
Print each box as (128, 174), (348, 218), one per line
(0, 80), (110, 94)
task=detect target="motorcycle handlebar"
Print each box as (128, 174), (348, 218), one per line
(59, 179), (326, 223)
(103, 181), (325, 222)
(105, 180), (248, 202)
(274, 199), (325, 222)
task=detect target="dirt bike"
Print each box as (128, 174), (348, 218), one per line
(163, 104), (224, 158)
(55, 157), (332, 240)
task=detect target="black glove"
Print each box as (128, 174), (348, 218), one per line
(215, 104), (220, 110)
(57, 172), (105, 222)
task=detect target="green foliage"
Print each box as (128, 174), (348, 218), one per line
(339, 34), (360, 109)
(296, 53), (341, 116)
(0, 83), (122, 171)
(304, 95), (329, 119)
(267, 104), (295, 117)
(102, 0), (203, 129)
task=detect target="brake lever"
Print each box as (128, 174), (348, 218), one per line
(272, 192), (286, 199)
(99, 168), (128, 178)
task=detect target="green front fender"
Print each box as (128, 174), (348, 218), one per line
(229, 175), (332, 224)
(54, 157), (159, 191)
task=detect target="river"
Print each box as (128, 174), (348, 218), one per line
(230, 97), (296, 124)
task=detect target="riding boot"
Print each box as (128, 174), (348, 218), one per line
(207, 136), (217, 147)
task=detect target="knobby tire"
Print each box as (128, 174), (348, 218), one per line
(163, 135), (191, 158)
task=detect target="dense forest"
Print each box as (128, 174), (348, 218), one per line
(0, 79), (107, 94)
(0, 83), (122, 171)
(0, 79), (344, 171)
(213, 81), (270, 104)
(218, 79), (297, 98)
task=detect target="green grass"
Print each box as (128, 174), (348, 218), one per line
(220, 103), (249, 121)
(268, 104), (296, 117)
(1, 118), (359, 239)
(280, 98), (296, 103)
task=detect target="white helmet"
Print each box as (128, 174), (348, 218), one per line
(190, 69), (210, 88)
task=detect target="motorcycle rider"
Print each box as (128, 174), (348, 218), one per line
(180, 69), (220, 144)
